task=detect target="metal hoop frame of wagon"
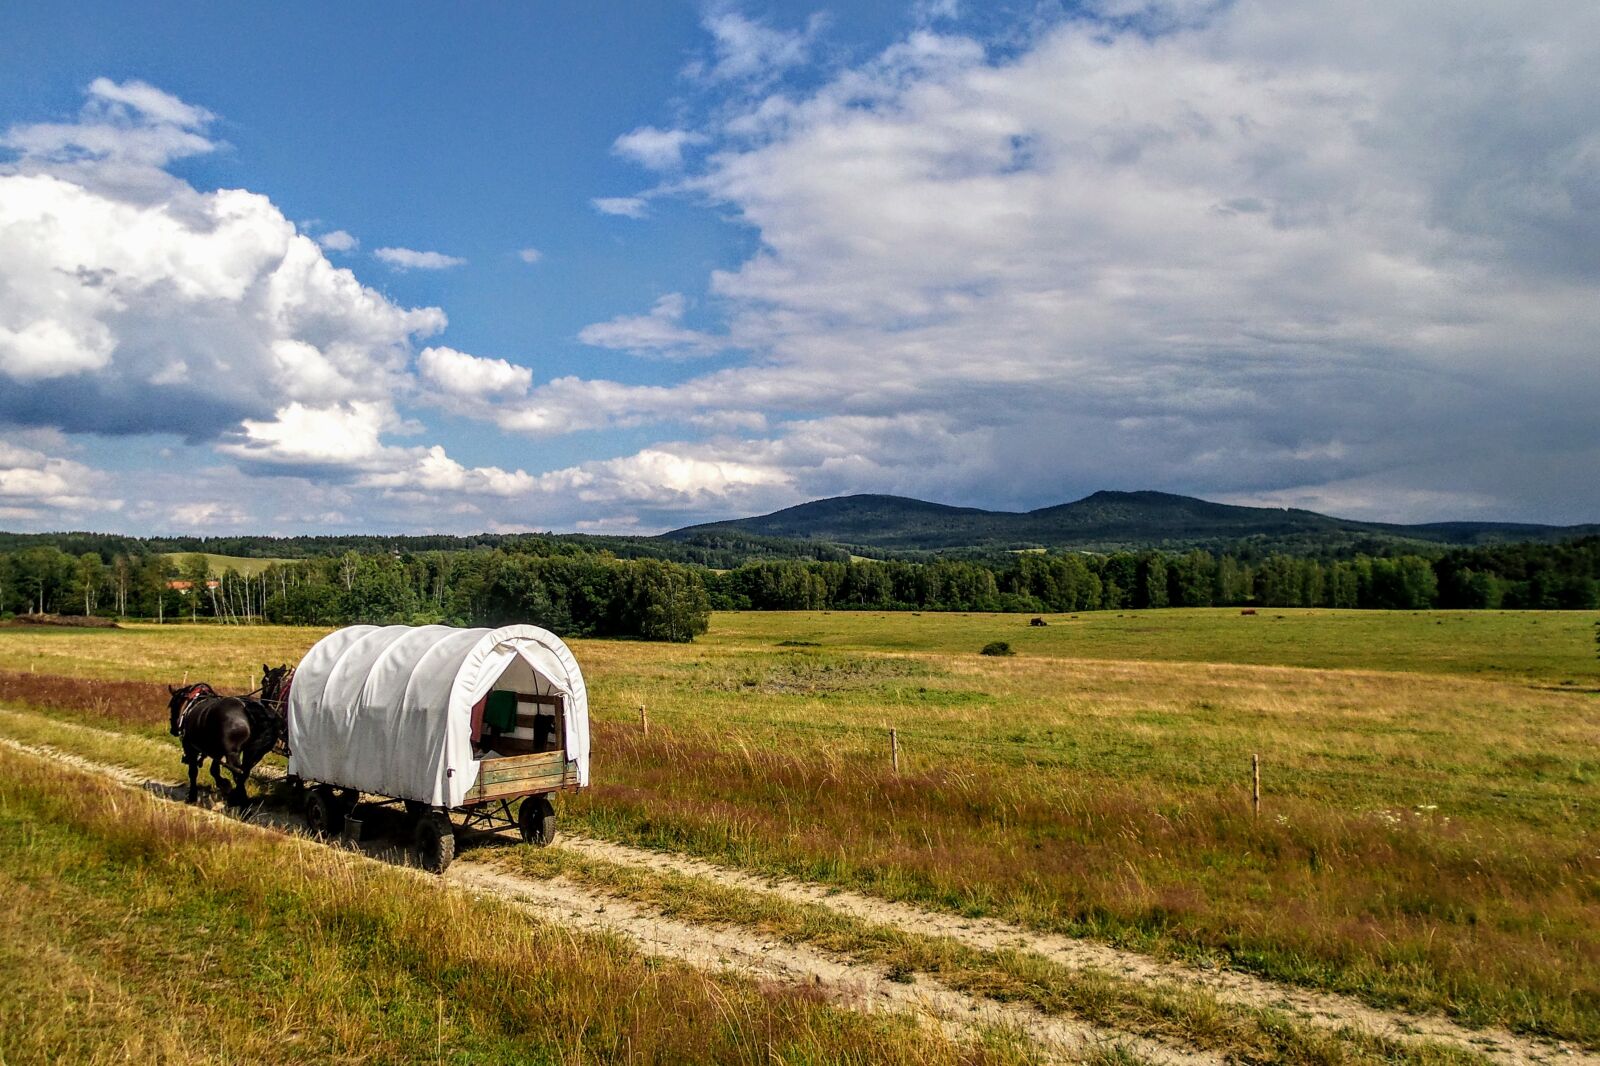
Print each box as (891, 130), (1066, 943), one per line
(286, 623), (591, 873)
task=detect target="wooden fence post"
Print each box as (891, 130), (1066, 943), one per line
(640, 703), (649, 736)
(1252, 753), (1261, 817)
(890, 727), (900, 775)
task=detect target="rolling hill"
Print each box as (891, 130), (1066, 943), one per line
(665, 490), (1600, 553)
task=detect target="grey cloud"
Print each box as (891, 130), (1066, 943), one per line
(514, 2), (1600, 523)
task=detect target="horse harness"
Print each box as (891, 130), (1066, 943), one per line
(174, 683), (219, 734)
(264, 667), (295, 756)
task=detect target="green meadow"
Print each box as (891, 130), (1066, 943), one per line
(159, 552), (296, 577)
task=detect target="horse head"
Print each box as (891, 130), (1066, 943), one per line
(260, 663), (293, 709)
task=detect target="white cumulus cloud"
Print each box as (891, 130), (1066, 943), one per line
(217, 400), (537, 500)
(590, 196), (649, 218)
(361, 445), (536, 498)
(317, 229), (359, 252)
(0, 440), (119, 517)
(577, 293), (726, 358)
(685, 11), (827, 85)
(2, 76), (216, 172)
(418, 345), (533, 399)
(536, 446), (793, 515)
(0, 80), (557, 530)
(374, 246), (467, 270)
(612, 126), (708, 170)
(0, 158), (445, 432)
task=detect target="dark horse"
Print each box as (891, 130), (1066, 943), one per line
(167, 682), (282, 805)
(259, 663), (294, 757)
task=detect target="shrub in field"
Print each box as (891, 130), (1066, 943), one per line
(979, 641), (1014, 656)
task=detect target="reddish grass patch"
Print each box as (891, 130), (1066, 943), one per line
(0, 670), (168, 728)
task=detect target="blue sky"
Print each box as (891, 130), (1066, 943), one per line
(2, 1), (1599, 534)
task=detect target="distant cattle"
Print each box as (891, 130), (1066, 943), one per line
(1240, 608), (1258, 616)
(1029, 617), (1048, 627)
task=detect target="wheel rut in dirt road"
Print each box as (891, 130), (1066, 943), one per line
(536, 834), (1594, 1066)
(450, 863), (1219, 1066)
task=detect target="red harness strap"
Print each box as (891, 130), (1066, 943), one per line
(175, 684), (216, 732)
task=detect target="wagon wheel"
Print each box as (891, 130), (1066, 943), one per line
(414, 811), (456, 873)
(276, 773), (305, 807)
(305, 785), (344, 838)
(518, 794), (557, 847)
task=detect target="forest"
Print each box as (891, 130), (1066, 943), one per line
(0, 549), (710, 642)
(1, 535), (1595, 641)
(706, 538), (1600, 612)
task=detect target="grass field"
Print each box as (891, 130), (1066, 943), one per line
(1, 608), (1596, 1049)
(707, 608), (1600, 680)
(0, 743), (1019, 1065)
(160, 551), (296, 577)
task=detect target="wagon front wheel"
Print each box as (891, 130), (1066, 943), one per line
(518, 794), (556, 847)
(415, 811), (456, 873)
(305, 786), (343, 838)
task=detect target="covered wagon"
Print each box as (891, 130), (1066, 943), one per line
(287, 623), (590, 871)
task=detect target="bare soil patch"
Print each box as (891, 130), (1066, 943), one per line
(3, 613), (120, 628)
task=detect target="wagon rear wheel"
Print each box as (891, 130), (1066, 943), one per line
(414, 811), (456, 873)
(305, 786), (344, 838)
(518, 794), (556, 847)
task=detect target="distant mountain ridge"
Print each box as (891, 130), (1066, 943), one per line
(665, 490), (1600, 552)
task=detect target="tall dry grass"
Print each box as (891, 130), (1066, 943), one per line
(573, 715), (1600, 1045)
(0, 744), (1034, 1066)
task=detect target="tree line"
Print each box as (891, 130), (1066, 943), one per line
(707, 539), (1600, 611)
(0, 528), (845, 570)
(1, 535), (1596, 640)
(0, 549), (709, 642)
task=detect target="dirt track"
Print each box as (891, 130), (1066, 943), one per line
(2, 722), (1594, 1066)
(550, 833), (1578, 1066)
(0, 733), (1207, 1065)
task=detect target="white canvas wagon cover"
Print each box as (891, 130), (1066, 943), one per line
(287, 623), (590, 808)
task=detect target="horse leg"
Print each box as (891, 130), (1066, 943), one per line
(226, 753), (251, 806)
(209, 756), (232, 803)
(185, 747), (202, 804)
(233, 749), (266, 807)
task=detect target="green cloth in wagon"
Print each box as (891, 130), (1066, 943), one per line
(483, 690), (519, 732)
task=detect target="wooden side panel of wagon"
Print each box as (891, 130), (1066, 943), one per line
(462, 749), (580, 805)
